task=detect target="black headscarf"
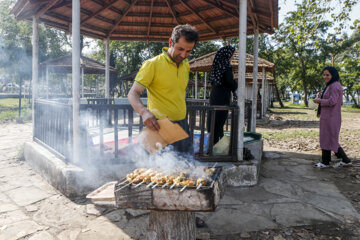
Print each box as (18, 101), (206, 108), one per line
(317, 66), (340, 117)
(209, 46), (235, 86)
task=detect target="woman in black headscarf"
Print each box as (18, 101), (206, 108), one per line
(313, 66), (351, 168)
(207, 46), (238, 144)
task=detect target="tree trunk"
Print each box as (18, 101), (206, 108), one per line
(350, 92), (358, 107)
(147, 210), (195, 240)
(300, 61), (308, 107)
(273, 69), (284, 108)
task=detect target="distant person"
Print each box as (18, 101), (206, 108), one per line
(128, 24), (199, 154)
(207, 46), (238, 144)
(313, 66), (351, 168)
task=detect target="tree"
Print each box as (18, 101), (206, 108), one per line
(0, 0), (70, 84)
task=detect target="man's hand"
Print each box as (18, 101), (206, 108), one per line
(141, 109), (160, 131)
(128, 83), (159, 131)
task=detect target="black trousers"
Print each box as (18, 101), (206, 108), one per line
(322, 147), (351, 164)
(207, 110), (228, 145)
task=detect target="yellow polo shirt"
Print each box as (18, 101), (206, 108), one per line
(135, 47), (190, 121)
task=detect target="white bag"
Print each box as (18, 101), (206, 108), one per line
(213, 135), (230, 156)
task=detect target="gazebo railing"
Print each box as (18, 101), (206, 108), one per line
(33, 98), (253, 163)
(34, 99), (73, 160)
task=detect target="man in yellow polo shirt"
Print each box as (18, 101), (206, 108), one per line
(128, 24), (198, 154)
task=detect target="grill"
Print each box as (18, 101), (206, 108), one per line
(114, 166), (223, 212)
(87, 165), (224, 240)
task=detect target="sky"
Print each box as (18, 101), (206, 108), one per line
(278, 0), (360, 36)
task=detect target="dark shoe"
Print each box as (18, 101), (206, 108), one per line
(321, 149), (331, 165)
(196, 217), (205, 228)
(336, 147), (351, 163)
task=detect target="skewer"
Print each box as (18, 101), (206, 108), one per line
(134, 181), (145, 188)
(162, 183), (168, 188)
(146, 182), (154, 188)
(196, 183), (202, 190)
(212, 162), (218, 168)
(170, 183), (176, 189)
(117, 182), (132, 191)
(152, 183), (159, 189)
(118, 179), (128, 185)
(180, 185), (187, 192)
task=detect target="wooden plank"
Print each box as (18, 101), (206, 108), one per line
(148, 211), (195, 240)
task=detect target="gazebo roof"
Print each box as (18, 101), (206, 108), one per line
(40, 55), (117, 74)
(189, 50), (275, 72)
(12, 0), (278, 41)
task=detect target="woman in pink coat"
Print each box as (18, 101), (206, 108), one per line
(314, 66), (351, 168)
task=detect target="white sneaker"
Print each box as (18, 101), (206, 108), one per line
(314, 162), (330, 168)
(333, 161), (352, 168)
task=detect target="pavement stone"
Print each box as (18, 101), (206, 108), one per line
(270, 202), (333, 226)
(28, 231), (55, 240)
(0, 203), (18, 213)
(0, 209), (29, 226)
(0, 123), (359, 239)
(0, 220), (44, 240)
(5, 186), (52, 206)
(57, 229), (81, 240)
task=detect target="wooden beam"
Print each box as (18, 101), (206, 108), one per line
(49, 0), (71, 11)
(108, 0), (139, 35)
(15, 0), (31, 20)
(251, 8), (271, 18)
(35, 0), (62, 18)
(179, 0), (217, 34)
(204, 0), (239, 19)
(248, 0), (259, 28)
(147, 0), (154, 40)
(81, 0), (120, 24)
(269, 0), (274, 28)
(165, 0), (180, 24)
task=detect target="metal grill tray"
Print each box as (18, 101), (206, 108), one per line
(114, 167), (223, 212)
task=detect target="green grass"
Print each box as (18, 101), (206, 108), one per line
(0, 98), (30, 108)
(342, 105), (360, 113)
(0, 98), (32, 122)
(262, 130), (319, 141)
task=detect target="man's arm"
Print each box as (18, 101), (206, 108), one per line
(128, 82), (160, 131)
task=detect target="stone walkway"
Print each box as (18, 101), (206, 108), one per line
(0, 123), (359, 240)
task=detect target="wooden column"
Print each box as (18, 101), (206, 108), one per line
(237, 0), (247, 160)
(72, 0), (81, 163)
(195, 72), (198, 99)
(147, 211), (195, 240)
(105, 37), (110, 98)
(261, 67), (265, 117)
(81, 67), (84, 98)
(251, 29), (259, 132)
(203, 72), (207, 100)
(46, 66), (49, 99)
(32, 16), (39, 137)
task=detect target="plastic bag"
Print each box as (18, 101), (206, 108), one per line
(213, 135), (230, 155)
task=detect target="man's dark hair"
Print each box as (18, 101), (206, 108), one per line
(171, 24), (199, 45)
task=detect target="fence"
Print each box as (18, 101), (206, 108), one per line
(33, 98), (252, 163)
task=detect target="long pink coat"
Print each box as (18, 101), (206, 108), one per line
(319, 81), (343, 152)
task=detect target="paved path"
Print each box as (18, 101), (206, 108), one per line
(0, 123), (359, 240)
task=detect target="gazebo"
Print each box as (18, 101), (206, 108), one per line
(12, 1), (279, 236)
(40, 55), (117, 98)
(11, 0), (278, 160)
(189, 50), (275, 123)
